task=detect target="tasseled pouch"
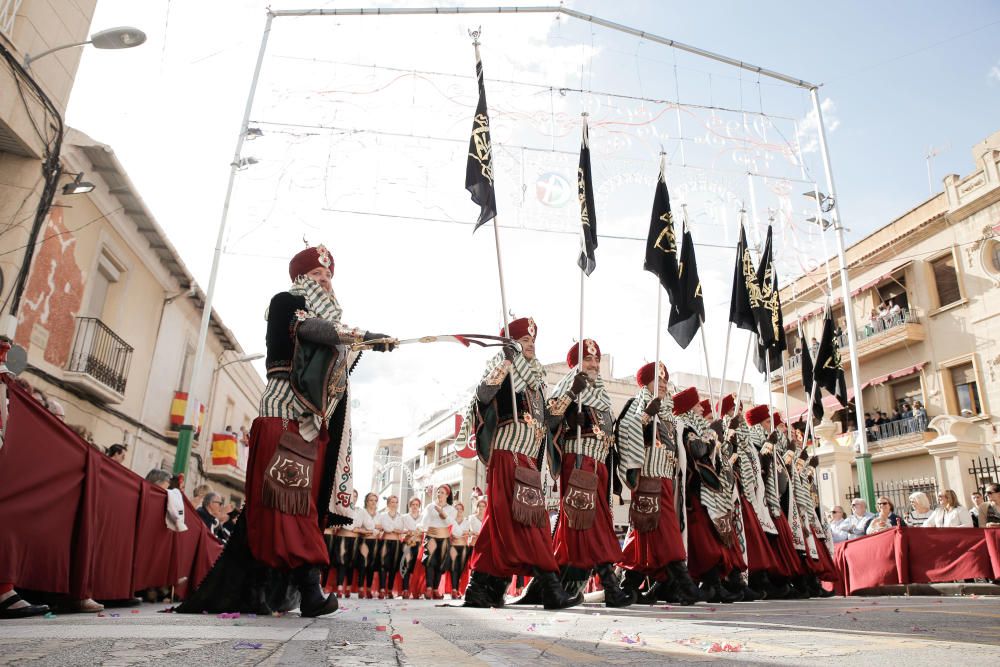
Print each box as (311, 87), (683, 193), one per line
(511, 465), (548, 528)
(629, 475), (662, 533)
(563, 468), (598, 530)
(262, 430), (317, 516)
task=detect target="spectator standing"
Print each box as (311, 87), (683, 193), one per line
(912, 401), (928, 430)
(866, 497), (903, 534)
(923, 490), (974, 527)
(841, 499), (875, 539)
(905, 492), (933, 527)
(145, 469), (171, 489)
(191, 484), (213, 509)
(969, 491), (984, 527)
(810, 337), (820, 355)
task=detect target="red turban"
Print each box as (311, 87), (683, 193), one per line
(745, 404), (771, 426)
(699, 399), (712, 417)
(636, 362), (668, 387)
(566, 339), (601, 368)
(289, 245), (334, 281)
(501, 317), (537, 340)
(717, 393), (735, 416)
(671, 387), (700, 416)
(772, 411), (784, 427)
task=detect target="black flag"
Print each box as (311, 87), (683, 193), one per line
(800, 332), (824, 421)
(577, 117), (598, 275)
(644, 157), (679, 300)
(667, 226), (705, 348)
(728, 223), (756, 332)
(752, 225), (782, 348)
(465, 42), (496, 232)
(813, 306), (849, 408)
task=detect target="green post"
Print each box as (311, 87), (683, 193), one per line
(855, 453), (876, 509)
(173, 424), (194, 476)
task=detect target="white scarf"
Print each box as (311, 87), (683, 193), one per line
(550, 369), (612, 412)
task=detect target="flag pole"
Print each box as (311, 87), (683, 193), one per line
(575, 112), (589, 445)
(470, 30), (517, 420)
(681, 204), (717, 419)
(735, 334), (753, 411)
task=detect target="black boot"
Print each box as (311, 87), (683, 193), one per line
(763, 572), (790, 599)
(807, 574), (834, 598)
(463, 570), (496, 608)
(727, 569), (760, 602)
(487, 575), (511, 607)
(510, 575), (544, 605)
(667, 561), (701, 605)
(295, 566), (338, 617)
(748, 571), (769, 600)
(785, 575), (810, 599)
(622, 571), (658, 605)
(699, 567), (742, 604)
(597, 564), (634, 608)
(535, 570), (583, 610)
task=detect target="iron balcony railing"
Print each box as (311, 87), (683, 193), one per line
(782, 308), (920, 373)
(66, 317), (134, 395)
(865, 415), (927, 443)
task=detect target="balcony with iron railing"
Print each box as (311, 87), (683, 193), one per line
(775, 308), (924, 389)
(64, 317), (134, 404)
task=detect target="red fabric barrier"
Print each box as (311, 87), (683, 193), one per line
(0, 377), (221, 598)
(833, 525), (1000, 594)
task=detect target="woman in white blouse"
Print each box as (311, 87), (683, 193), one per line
(923, 489), (974, 528)
(421, 484), (457, 600)
(447, 502), (472, 600)
(334, 490), (360, 598)
(469, 497), (486, 547)
(399, 498), (423, 599)
(376, 496), (405, 599)
(354, 492), (381, 599)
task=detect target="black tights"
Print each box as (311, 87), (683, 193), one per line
(355, 538), (379, 589)
(379, 540), (402, 591)
(422, 536), (450, 590)
(335, 536), (358, 588)
(449, 544), (470, 591)
(400, 543), (420, 590)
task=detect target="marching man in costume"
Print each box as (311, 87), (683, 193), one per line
(674, 389), (743, 603)
(617, 362), (700, 605)
(546, 339), (633, 608)
(745, 405), (810, 599)
(460, 317), (581, 610)
(179, 244), (395, 616)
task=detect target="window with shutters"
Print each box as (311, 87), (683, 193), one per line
(930, 253), (961, 308)
(949, 362), (981, 415)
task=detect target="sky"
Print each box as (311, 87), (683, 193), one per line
(65, 0), (1000, 492)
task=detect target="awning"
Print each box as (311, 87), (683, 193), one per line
(793, 388), (856, 420)
(849, 260), (911, 296)
(867, 362), (926, 387)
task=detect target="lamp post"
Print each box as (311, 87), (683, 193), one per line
(808, 88), (875, 510)
(175, 352), (263, 477)
(24, 26), (146, 69)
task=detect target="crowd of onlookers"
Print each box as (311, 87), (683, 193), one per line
(829, 483), (1000, 544)
(864, 402), (928, 441)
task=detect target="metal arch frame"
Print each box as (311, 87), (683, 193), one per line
(178, 5), (872, 507)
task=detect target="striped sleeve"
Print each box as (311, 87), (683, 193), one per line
(618, 394), (647, 472)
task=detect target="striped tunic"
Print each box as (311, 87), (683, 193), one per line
(678, 410), (730, 522)
(492, 385), (547, 458)
(618, 388), (677, 479)
(735, 425), (778, 534)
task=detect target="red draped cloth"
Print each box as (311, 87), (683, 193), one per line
(739, 495), (778, 574)
(0, 378), (221, 599)
(469, 450), (559, 577)
(553, 454), (623, 568)
(685, 494), (727, 580)
(834, 526), (1000, 595)
(244, 417), (329, 570)
(619, 478), (686, 574)
(807, 527), (838, 582)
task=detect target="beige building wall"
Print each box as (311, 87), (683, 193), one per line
(777, 129), (1000, 507)
(3, 127), (264, 505)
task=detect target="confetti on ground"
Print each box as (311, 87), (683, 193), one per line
(706, 642), (743, 653)
(375, 625), (387, 631)
(43, 612), (56, 619)
(526, 624), (537, 632)
(247, 613), (257, 619)
(97, 612), (105, 618)
(131, 609), (140, 614)
(412, 619), (420, 624)
(660, 605), (672, 610)
(233, 641), (262, 650)
(110, 613), (121, 618)
(505, 616), (514, 621)
(910, 626), (928, 633)
(362, 616), (367, 621)
(391, 634), (403, 642)
(217, 612), (241, 619)
(611, 630), (643, 645)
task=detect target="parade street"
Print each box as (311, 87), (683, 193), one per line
(1, 595), (998, 666)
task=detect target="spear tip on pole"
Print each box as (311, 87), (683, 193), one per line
(469, 26), (482, 45)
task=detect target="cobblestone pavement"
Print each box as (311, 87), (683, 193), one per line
(1, 595), (998, 665)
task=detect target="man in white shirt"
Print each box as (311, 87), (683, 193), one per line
(839, 499), (875, 540)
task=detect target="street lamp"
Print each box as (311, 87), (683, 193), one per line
(24, 26), (147, 69)
(62, 173), (95, 195)
(174, 351), (263, 477)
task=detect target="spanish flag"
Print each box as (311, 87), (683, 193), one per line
(211, 432), (239, 466)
